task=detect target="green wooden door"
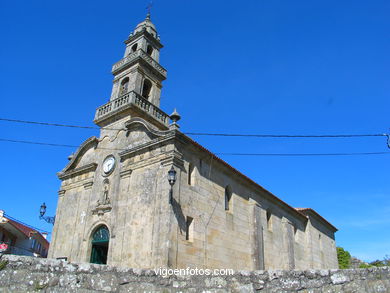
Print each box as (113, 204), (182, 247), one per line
(90, 226), (109, 264)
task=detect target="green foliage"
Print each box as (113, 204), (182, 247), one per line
(358, 255), (390, 268)
(337, 247), (351, 269)
(0, 260), (8, 271)
(34, 281), (48, 291)
(370, 260), (385, 267)
(382, 255), (390, 266)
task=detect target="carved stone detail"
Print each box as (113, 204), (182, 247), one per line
(83, 181), (93, 190)
(112, 49), (167, 78)
(92, 179), (112, 216)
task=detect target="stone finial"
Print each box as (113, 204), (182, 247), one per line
(170, 109), (181, 123)
(169, 109), (181, 130)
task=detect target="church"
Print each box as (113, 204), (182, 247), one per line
(48, 14), (338, 270)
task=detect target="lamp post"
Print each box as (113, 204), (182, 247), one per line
(168, 166), (177, 204)
(39, 203), (56, 225)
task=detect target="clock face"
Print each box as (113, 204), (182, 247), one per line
(102, 156), (116, 174)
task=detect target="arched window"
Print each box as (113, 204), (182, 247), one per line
(225, 185), (232, 211)
(146, 45), (153, 56)
(90, 225), (109, 265)
(141, 79), (152, 99)
(119, 77), (129, 96)
(131, 43), (138, 53)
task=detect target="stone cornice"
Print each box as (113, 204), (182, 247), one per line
(60, 178), (94, 191)
(111, 49), (166, 80)
(124, 30), (163, 49)
(160, 151), (185, 170)
(58, 163), (98, 180)
(295, 208), (338, 232)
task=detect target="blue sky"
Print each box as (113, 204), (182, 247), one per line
(0, 0), (389, 262)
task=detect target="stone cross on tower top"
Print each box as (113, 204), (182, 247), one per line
(93, 14), (169, 130)
(146, 1), (153, 18)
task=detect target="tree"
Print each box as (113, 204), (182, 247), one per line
(383, 255), (390, 266)
(337, 247), (351, 269)
(358, 255), (390, 268)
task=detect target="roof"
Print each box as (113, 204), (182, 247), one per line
(179, 131), (336, 230)
(295, 208), (338, 232)
(180, 132), (308, 221)
(134, 14), (157, 36)
(3, 216), (50, 250)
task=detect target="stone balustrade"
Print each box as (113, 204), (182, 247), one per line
(94, 91), (169, 126)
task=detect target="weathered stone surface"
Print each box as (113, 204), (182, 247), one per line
(0, 256), (389, 292)
(49, 15), (339, 272)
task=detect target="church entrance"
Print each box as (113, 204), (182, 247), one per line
(90, 225), (109, 264)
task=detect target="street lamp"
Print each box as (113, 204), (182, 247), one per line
(39, 202), (56, 225)
(168, 166), (177, 204)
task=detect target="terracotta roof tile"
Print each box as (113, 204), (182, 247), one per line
(5, 217), (50, 250)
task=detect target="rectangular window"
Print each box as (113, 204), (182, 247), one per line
(266, 210), (272, 231)
(186, 216), (194, 242)
(225, 186), (232, 211)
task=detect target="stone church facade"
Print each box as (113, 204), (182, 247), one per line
(48, 15), (338, 270)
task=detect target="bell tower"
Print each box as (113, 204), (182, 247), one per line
(94, 13), (169, 130)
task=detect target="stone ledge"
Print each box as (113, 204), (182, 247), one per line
(0, 255), (389, 292)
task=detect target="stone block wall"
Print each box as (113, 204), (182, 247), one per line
(0, 255), (389, 292)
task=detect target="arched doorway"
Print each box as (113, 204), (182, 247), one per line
(90, 225), (109, 264)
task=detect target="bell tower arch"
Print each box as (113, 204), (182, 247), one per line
(94, 13), (169, 130)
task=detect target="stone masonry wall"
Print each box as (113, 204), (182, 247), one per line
(0, 255), (389, 292)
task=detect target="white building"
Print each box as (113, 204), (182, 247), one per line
(0, 210), (49, 258)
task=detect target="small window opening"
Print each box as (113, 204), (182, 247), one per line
(186, 216), (194, 241)
(188, 163), (194, 185)
(225, 185), (232, 211)
(131, 43), (138, 53)
(199, 159), (203, 176)
(146, 45), (153, 56)
(266, 210), (272, 230)
(119, 77), (129, 96)
(141, 79), (152, 99)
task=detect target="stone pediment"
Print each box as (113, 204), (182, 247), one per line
(57, 163), (97, 180)
(57, 119), (171, 180)
(57, 136), (99, 177)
